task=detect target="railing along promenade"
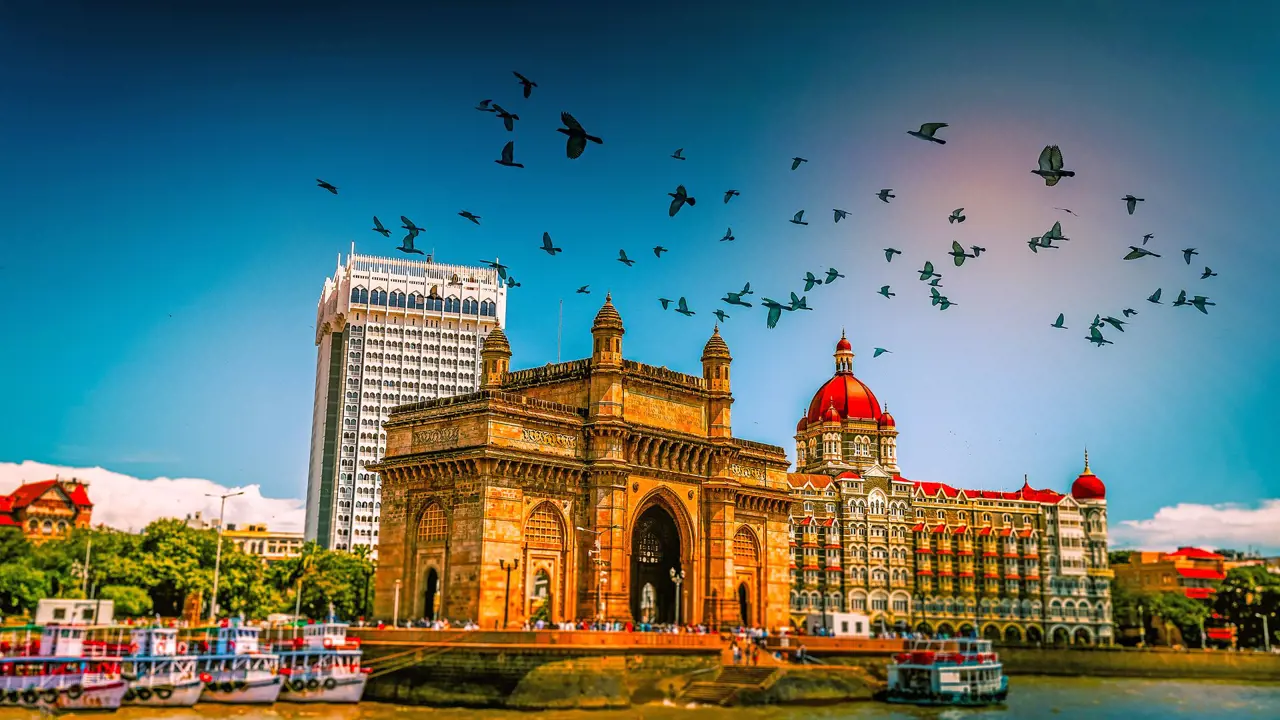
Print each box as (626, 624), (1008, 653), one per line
(763, 636), (906, 656)
(350, 628), (725, 655)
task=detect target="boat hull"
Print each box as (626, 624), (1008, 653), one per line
(199, 676), (283, 704)
(884, 686), (1009, 706)
(279, 674), (367, 703)
(124, 678), (204, 707)
(0, 679), (128, 712)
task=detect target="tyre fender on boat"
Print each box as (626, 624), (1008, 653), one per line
(124, 687), (137, 701)
(155, 687), (173, 700)
(306, 678), (320, 691)
(136, 687), (153, 701)
(66, 684), (83, 699)
(323, 677), (337, 690)
(20, 688), (37, 704)
(6, 690), (18, 704)
(290, 679), (305, 692)
(42, 689), (59, 703)
(220, 681), (234, 694)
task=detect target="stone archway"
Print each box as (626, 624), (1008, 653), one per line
(937, 623), (955, 637)
(423, 567), (440, 621)
(1026, 626), (1043, 644)
(732, 526), (761, 627)
(1073, 627), (1094, 645)
(630, 505), (684, 624)
(1052, 626), (1070, 645)
(916, 622), (933, 635)
(737, 583), (751, 628)
(1005, 625), (1023, 644)
(982, 624), (1002, 641)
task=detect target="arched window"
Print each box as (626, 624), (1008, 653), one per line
(868, 490), (886, 516)
(445, 296), (460, 313)
(417, 503), (448, 544)
(733, 527), (760, 567)
(351, 287), (365, 303)
(525, 503), (565, 550)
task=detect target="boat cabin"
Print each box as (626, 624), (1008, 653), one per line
(213, 624), (262, 655)
(38, 625), (86, 657)
(300, 623), (348, 651)
(131, 627), (180, 657)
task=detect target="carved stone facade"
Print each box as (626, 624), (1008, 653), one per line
(371, 296), (794, 629)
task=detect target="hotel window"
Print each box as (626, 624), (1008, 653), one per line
(892, 598), (908, 612)
(825, 503), (835, 513)
(803, 502), (813, 513)
(871, 597), (888, 611)
(804, 571), (818, 585)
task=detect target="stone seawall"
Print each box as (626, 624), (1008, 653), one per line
(999, 647), (1280, 682)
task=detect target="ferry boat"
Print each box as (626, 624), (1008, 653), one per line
(0, 624), (128, 712)
(885, 638), (1009, 706)
(192, 619), (282, 704)
(119, 627), (202, 706)
(273, 621), (368, 703)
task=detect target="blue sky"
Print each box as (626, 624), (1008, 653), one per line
(1, 1), (1277, 550)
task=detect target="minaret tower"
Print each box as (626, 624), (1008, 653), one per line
(480, 324), (511, 390)
(701, 325), (734, 439)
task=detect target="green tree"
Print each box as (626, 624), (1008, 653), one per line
(0, 564), (51, 616)
(1214, 565), (1280, 649)
(99, 585), (153, 617)
(1108, 550), (1132, 565)
(1149, 591), (1213, 647)
(0, 527), (32, 564)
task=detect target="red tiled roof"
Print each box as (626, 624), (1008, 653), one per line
(819, 518), (839, 527)
(914, 481), (961, 499)
(931, 524), (947, 534)
(835, 471), (861, 480)
(797, 517), (814, 526)
(787, 474), (834, 490)
(1168, 547), (1225, 560)
(951, 525), (968, 534)
(911, 523), (925, 532)
(1176, 567), (1226, 581)
(978, 527), (992, 536)
(0, 516), (16, 527)
(7, 479), (93, 509)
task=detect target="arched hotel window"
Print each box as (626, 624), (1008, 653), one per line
(462, 298), (476, 314)
(417, 503), (448, 545)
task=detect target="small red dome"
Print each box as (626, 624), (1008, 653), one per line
(822, 401), (842, 424)
(1072, 471), (1106, 500)
(806, 374), (882, 424)
(795, 416), (808, 433)
(836, 335), (853, 352)
(880, 412), (896, 428)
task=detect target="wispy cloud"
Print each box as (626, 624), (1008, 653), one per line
(0, 460), (304, 534)
(1112, 500), (1280, 554)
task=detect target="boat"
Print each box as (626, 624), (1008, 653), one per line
(273, 621), (368, 703)
(118, 627), (202, 706)
(191, 618), (283, 704)
(0, 624), (128, 712)
(885, 638), (1009, 706)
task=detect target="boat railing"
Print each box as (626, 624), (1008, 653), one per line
(891, 649), (1000, 666)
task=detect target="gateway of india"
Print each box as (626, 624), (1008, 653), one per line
(371, 296), (1113, 644)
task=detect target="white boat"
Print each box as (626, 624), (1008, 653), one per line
(193, 619), (283, 704)
(885, 638), (1009, 706)
(121, 627), (202, 706)
(0, 624), (128, 712)
(273, 621), (368, 703)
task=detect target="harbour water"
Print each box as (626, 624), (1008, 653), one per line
(0, 677), (1274, 719)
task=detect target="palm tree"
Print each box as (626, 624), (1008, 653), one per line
(350, 545), (376, 619)
(287, 542), (321, 623)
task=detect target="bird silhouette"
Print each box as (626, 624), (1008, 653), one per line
(722, 292), (752, 307)
(1055, 207), (1078, 216)
(789, 292), (812, 311)
(873, 348), (892, 358)
(1089, 314), (1104, 330)
(480, 258), (508, 279)
(1189, 295), (1215, 314)
(459, 211), (481, 225)
(1032, 145), (1075, 185)
(1182, 248), (1198, 265)
(724, 189), (740, 203)
(937, 297), (957, 310)
(713, 309), (729, 322)
(475, 99), (495, 112)
(1122, 308), (1138, 317)
(1124, 246), (1160, 260)
(878, 286), (895, 298)
(1142, 233), (1155, 245)
(495, 140), (524, 168)
(825, 268), (845, 284)
(791, 157), (808, 170)
(790, 210), (808, 226)
(1147, 289), (1163, 304)
(1201, 267), (1216, 279)
(398, 233), (425, 255)
(668, 185), (696, 216)
(802, 272), (823, 292)
(720, 227), (735, 242)
(1172, 290), (1189, 307)
(1027, 238), (1042, 253)
(918, 261), (939, 281)
(372, 216), (391, 237)
(576, 286), (591, 294)
(540, 232), (562, 256)
(557, 112), (603, 159)
(671, 148), (686, 160)
(927, 276), (943, 288)
(1087, 326), (1112, 347)
(1046, 221), (1070, 242)
(930, 287), (944, 305)
(948, 208), (966, 224)
(653, 246), (668, 258)
(884, 248), (902, 262)
(401, 216), (425, 234)
(949, 241), (975, 267)
(971, 245), (986, 257)
(618, 249), (635, 267)
(908, 122), (948, 144)
(316, 179), (338, 194)
(513, 71), (537, 98)
(1051, 313), (1067, 329)
(1101, 316), (1126, 332)
(833, 209), (850, 223)
(761, 298), (790, 329)
(674, 297), (695, 316)
(659, 297), (672, 309)
(1123, 195), (1145, 215)
(877, 189), (896, 203)
(491, 104), (519, 131)
(506, 276), (521, 288)
(739, 282), (754, 296)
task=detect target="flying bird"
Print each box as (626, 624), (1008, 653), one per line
(1032, 145), (1075, 186)
(1142, 233), (1155, 245)
(674, 297), (695, 316)
(790, 210), (809, 226)
(877, 189), (896, 203)
(948, 208), (966, 224)
(1101, 316), (1126, 332)
(506, 276), (521, 289)
(371, 216), (391, 237)
(398, 232), (425, 255)
(1087, 326), (1112, 347)
(761, 298), (789, 329)
(653, 246), (668, 258)
(1051, 313), (1067, 329)
(495, 140), (524, 168)
(459, 211), (481, 225)
(713, 309), (729, 322)
(576, 286), (591, 294)
(791, 157), (808, 170)
(878, 286), (895, 298)
(937, 297), (957, 311)
(540, 232), (562, 255)
(948, 241), (975, 267)
(557, 112), (603, 159)
(833, 209), (850, 223)
(740, 282), (753, 296)
(1172, 290), (1189, 307)
(1182, 248), (1198, 265)
(401, 216), (425, 234)
(1090, 314), (1103, 331)
(873, 348), (892, 358)
(927, 276), (943, 288)
(513, 71), (537, 98)
(1055, 207), (1078, 216)
(659, 297), (672, 309)
(671, 148), (686, 160)
(1201, 267), (1216, 279)
(724, 190), (740, 203)
(475, 99), (495, 112)
(1122, 308), (1138, 317)
(1124, 246), (1160, 260)
(668, 185), (696, 216)
(825, 268), (845, 284)
(480, 258), (508, 279)
(720, 227), (735, 242)
(1147, 289), (1163, 304)
(789, 292), (812, 311)
(1189, 295), (1215, 314)
(316, 179), (338, 194)
(491, 104), (519, 131)
(722, 292), (752, 307)
(618, 249), (635, 267)
(1123, 195), (1145, 215)
(918, 261), (939, 281)
(971, 246), (986, 257)
(908, 122), (948, 144)
(802, 272), (823, 292)
(884, 248), (902, 262)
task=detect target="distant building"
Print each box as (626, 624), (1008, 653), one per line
(0, 478), (93, 543)
(305, 248), (508, 558)
(800, 611), (871, 637)
(223, 523), (304, 562)
(1113, 547), (1227, 599)
(35, 598), (114, 625)
(183, 511), (218, 530)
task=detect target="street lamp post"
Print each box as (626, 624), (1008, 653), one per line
(670, 568), (686, 626)
(205, 490), (245, 622)
(393, 579), (402, 627)
(1258, 612), (1272, 653)
(576, 525), (620, 623)
(499, 559), (519, 629)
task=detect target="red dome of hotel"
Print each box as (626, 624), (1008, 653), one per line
(880, 409), (896, 428)
(795, 416), (808, 433)
(805, 332), (884, 424)
(1071, 450), (1106, 500)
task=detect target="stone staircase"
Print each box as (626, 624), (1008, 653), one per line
(679, 665), (779, 706)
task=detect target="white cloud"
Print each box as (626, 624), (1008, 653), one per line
(1112, 500), (1280, 554)
(0, 460), (305, 534)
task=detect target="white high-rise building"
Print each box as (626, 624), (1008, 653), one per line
(304, 248), (507, 555)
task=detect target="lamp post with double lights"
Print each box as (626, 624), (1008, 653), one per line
(576, 525), (621, 623)
(670, 567), (686, 626)
(206, 490), (245, 622)
(499, 559), (519, 629)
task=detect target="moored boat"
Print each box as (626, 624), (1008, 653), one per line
(119, 627), (202, 706)
(273, 621), (368, 703)
(885, 638), (1008, 706)
(0, 624), (128, 712)
(192, 619), (282, 704)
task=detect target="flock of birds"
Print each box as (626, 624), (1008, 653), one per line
(313, 74), (1218, 352)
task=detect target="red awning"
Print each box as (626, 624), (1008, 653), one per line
(1176, 567), (1225, 581)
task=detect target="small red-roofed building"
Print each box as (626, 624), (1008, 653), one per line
(0, 477), (93, 542)
(1113, 547), (1227, 601)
